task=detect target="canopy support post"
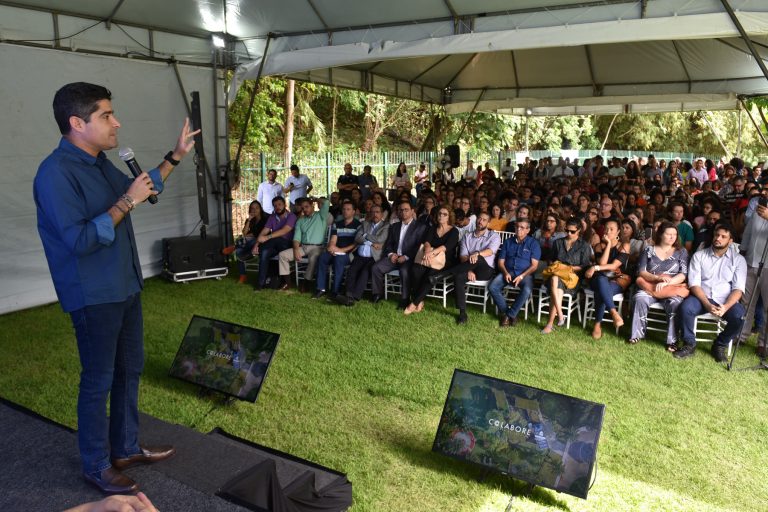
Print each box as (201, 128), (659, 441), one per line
(600, 113), (619, 152)
(739, 98), (768, 149)
(702, 111), (732, 159)
(233, 35), (273, 173)
(720, 0), (768, 81)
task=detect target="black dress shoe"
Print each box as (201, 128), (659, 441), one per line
(112, 445), (176, 471)
(370, 295), (382, 304)
(312, 290), (326, 299)
(499, 315), (511, 327)
(673, 344), (696, 359)
(456, 312), (468, 325)
(83, 467), (138, 494)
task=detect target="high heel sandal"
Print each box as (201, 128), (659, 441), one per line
(403, 303), (418, 315)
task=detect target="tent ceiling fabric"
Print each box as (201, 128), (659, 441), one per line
(3, 0), (768, 114)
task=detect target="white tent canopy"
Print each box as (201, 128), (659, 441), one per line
(229, 0), (768, 114)
(3, 0), (768, 114)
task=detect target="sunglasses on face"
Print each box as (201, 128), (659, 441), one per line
(567, 229), (579, 234)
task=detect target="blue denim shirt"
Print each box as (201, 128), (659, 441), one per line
(33, 138), (164, 312)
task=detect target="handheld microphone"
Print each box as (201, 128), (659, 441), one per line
(118, 147), (158, 204)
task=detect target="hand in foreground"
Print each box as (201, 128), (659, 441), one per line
(172, 118), (201, 161)
(64, 492), (158, 512)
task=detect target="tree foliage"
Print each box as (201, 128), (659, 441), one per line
(228, 75), (768, 162)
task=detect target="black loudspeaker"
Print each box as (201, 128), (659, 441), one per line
(445, 144), (460, 169)
(162, 236), (225, 274)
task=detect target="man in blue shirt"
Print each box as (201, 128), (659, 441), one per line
(33, 82), (199, 494)
(489, 220), (541, 327)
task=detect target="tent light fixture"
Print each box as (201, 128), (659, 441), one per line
(212, 34), (226, 49)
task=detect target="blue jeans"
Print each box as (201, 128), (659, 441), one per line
(70, 293), (144, 474)
(589, 274), (623, 322)
(235, 237), (257, 276)
(316, 252), (351, 293)
(489, 273), (534, 320)
(678, 296), (745, 348)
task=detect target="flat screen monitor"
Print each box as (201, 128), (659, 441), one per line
(169, 315), (279, 402)
(432, 369), (605, 499)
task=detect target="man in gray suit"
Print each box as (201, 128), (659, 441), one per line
(371, 200), (428, 308)
(335, 205), (390, 306)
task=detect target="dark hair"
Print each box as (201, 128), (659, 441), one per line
(620, 218), (637, 239)
(248, 200), (262, 212)
(290, 164), (300, 171)
(53, 82), (112, 135)
(713, 222), (735, 238)
(454, 208), (466, 221)
(272, 195), (286, 205)
(653, 220), (681, 248)
(565, 217), (581, 230)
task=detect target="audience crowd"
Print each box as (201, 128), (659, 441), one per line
(224, 154), (768, 364)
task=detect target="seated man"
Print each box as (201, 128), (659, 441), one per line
(370, 200), (427, 308)
(335, 205), (390, 306)
(277, 196), (329, 291)
(489, 219), (540, 327)
(314, 200), (361, 299)
(449, 212), (501, 324)
(253, 196), (296, 290)
(674, 224), (747, 362)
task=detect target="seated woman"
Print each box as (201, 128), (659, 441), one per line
(371, 190), (391, 221)
(223, 200), (267, 284)
(628, 221), (689, 349)
(541, 217), (592, 334)
(583, 219), (635, 339)
(404, 206), (459, 314)
(487, 203), (508, 232)
(390, 162), (412, 191)
(533, 213), (565, 271)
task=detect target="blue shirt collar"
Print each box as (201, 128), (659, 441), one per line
(58, 137), (107, 167)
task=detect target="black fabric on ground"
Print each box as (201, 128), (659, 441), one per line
(0, 398), (350, 511)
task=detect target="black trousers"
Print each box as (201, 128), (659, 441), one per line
(345, 256), (375, 300)
(410, 263), (440, 305)
(449, 258), (495, 310)
(371, 257), (413, 299)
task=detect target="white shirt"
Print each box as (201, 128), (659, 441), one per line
(284, 174), (313, 205)
(257, 181), (284, 214)
(463, 168), (478, 181)
(687, 244), (747, 305)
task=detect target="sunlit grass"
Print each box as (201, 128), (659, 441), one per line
(1, 273), (766, 511)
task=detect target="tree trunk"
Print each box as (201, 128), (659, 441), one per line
(283, 79), (295, 166)
(362, 96), (378, 152)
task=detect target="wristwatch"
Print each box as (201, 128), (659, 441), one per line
(164, 151), (180, 166)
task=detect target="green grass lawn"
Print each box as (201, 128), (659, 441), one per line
(1, 273), (767, 511)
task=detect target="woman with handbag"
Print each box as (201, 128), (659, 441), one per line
(541, 217), (592, 333)
(404, 206), (459, 315)
(628, 221), (689, 349)
(584, 219), (633, 339)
